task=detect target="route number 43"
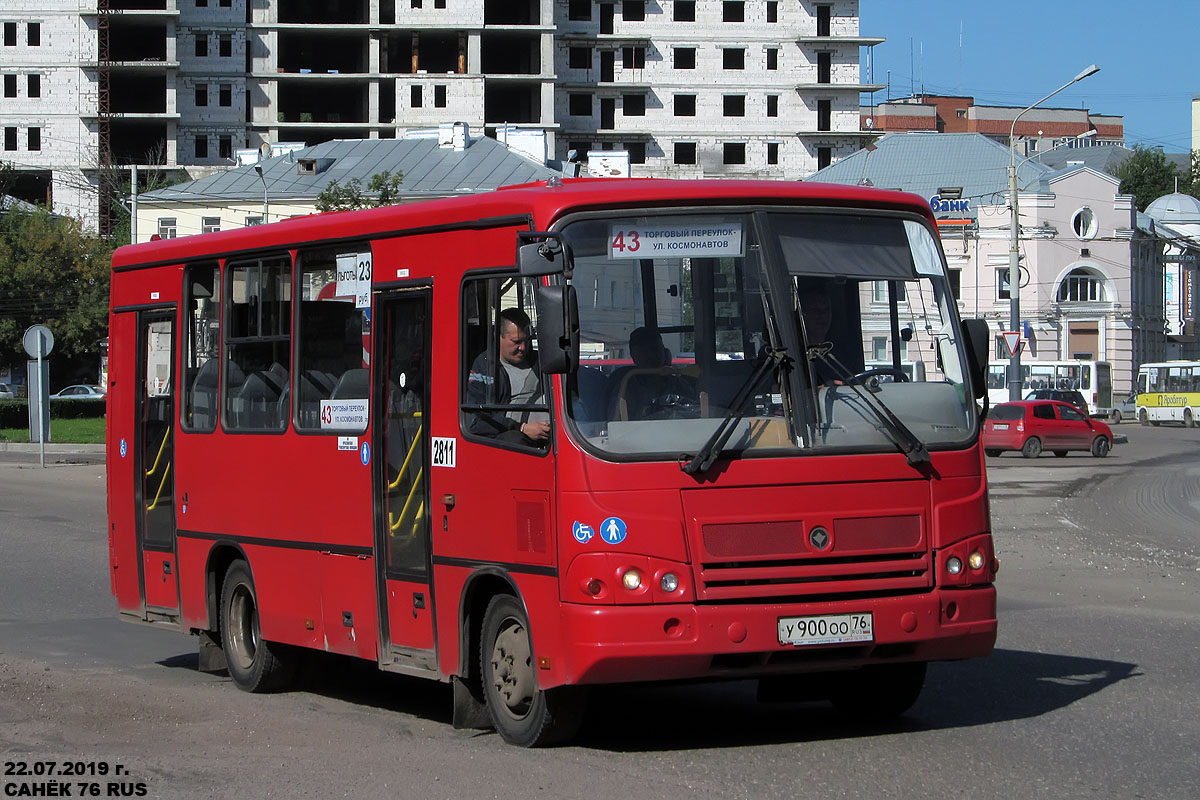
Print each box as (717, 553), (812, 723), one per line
(611, 230), (641, 253)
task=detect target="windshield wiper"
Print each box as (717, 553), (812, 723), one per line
(681, 348), (790, 476)
(811, 349), (931, 467)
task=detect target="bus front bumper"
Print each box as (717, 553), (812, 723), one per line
(558, 585), (996, 685)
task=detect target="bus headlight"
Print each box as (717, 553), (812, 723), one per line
(968, 551), (986, 571)
(659, 573), (679, 592)
(621, 569), (642, 591)
(946, 556), (963, 576)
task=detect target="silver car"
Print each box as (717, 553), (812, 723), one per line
(0, 383), (13, 400)
(1110, 391), (1138, 424)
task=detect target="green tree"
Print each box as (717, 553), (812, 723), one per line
(315, 170), (404, 212)
(0, 208), (113, 377)
(1112, 146), (1188, 211)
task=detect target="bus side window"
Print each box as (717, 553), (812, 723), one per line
(182, 262), (221, 431)
(460, 275), (548, 449)
(294, 248), (370, 433)
(224, 257), (292, 432)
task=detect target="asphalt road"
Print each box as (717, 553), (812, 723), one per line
(1, 426), (1197, 799)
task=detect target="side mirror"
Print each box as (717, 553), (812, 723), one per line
(535, 283), (579, 375)
(960, 318), (989, 400)
(518, 231), (573, 278)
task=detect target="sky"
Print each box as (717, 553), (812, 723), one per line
(859, 1), (1198, 153)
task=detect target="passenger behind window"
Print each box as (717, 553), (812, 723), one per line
(466, 308), (549, 446)
(610, 327), (696, 420)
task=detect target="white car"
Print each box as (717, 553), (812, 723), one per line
(1110, 391), (1138, 424)
(52, 384), (106, 399)
(0, 383), (14, 399)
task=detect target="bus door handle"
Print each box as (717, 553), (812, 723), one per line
(413, 593), (425, 617)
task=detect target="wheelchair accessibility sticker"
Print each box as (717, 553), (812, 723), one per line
(572, 521), (595, 544)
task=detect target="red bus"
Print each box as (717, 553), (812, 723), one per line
(106, 178), (997, 746)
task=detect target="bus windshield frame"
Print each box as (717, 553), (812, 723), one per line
(556, 206), (977, 463)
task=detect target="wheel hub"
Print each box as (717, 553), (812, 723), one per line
(490, 618), (534, 714)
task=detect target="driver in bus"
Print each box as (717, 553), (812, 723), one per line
(467, 307), (550, 446)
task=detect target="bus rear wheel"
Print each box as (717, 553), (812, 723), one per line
(219, 560), (296, 693)
(480, 595), (585, 747)
(1139, 409), (1149, 426)
(830, 662), (927, 719)
(1185, 409), (1196, 429)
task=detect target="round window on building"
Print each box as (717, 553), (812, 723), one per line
(1072, 207), (1098, 240)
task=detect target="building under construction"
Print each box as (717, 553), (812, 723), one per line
(2, 0), (883, 232)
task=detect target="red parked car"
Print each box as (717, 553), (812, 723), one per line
(983, 400), (1113, 459)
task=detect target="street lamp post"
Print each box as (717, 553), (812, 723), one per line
(254, 164), (269, 223)
(1007, 64), (1100, 400)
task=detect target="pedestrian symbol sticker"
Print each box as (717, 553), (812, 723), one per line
(600, 517), (627, 544)
(119, 439), (127, 458)
(360, 442), (371, 466)
(572, 521), (595, 544)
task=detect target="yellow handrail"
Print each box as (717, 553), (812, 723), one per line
(388, 421), (423, 491)
(146, 428), (170, 477)
(147, 462), (171, 511)
(389, 466), (424, 533)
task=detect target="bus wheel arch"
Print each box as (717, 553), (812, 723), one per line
(452, 570), (521, 730)
(478, 593), (585, 746)
(218, 558), (296, 692)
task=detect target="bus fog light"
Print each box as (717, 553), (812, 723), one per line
(968, 551), (986, 570)
(585, 579), (604, 596)
(621, 570), (642, 591)
(660, 573), (679, 592)
(946, 556), (963, 576)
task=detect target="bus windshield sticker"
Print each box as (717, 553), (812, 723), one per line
(338, 436), (357, 451)
(321, 398), (369, 431)
(608, 223), (743, 260)
(355, 252), (372, 309)
(431, 436), (457, 468)
(335, 251), (373, 308)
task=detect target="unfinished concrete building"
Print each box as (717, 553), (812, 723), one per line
(2, 0), (878, 231)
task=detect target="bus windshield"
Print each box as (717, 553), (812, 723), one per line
(560, 210), (976, 460)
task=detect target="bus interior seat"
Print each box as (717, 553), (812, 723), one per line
(233, 369), (286, 429)
(189, 359), (220, 428)
(331, 368), (369, 400)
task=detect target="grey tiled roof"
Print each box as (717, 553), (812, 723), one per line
(140, 136), (559, 203)
(806, 132), (1055, 218)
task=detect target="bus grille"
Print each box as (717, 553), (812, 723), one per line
(691, 517), (931, 602)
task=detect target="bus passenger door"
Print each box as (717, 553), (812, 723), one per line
(374, 289), (437, 672)
(135, 310), (179, 620)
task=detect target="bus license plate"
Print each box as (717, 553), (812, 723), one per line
(778, 613), (874, 647)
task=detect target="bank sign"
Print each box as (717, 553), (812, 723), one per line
(929, 194), (971, 215)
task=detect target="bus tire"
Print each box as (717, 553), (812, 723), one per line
(480, 594), (585, 747)
(1139, 409), (1149, 426)
(1021, 437), (1042, 459)
(830, 662), (926, 719)
(1185, 409), (1195, 429)
(219, 560), (296, 693)
(1090, 437), (1110, 458)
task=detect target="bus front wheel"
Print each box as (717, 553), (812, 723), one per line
(1185, 409), (1195, 429)
(219, 560), (296, 693)
(480, 595), (585, 747)
(830, 662), (927, 719)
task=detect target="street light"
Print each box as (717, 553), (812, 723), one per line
(254, 163), (268, 224)
(1007, 64), (1100, 400)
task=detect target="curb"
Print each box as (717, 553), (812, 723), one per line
(0, 441), (106, 454)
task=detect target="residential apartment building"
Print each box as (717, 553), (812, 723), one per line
(2, 0), (880, 232)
